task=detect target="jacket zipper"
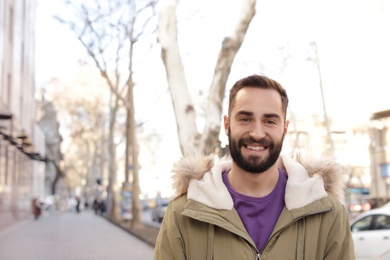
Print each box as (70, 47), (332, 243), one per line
(262, 208), (333, 254)
(256, 253), (261, 260)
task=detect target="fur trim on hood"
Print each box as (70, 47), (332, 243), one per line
(171, 153), (346, 210)
(292, 153), (346, 202)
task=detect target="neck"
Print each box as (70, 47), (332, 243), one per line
(228, 163), (280, 197)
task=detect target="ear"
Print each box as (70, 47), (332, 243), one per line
(223, 115), (229, 135)
(284, 120), (290, 135)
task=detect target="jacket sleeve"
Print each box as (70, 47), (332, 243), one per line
(153, 200), (186, 260)
(324, 201), (356, 260)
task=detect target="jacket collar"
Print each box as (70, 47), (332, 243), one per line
(171, 153), (346, 210)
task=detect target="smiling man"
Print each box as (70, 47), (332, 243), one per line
(154, 74), (355, 260)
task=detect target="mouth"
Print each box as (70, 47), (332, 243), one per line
(244, 144), (267, 151)
(238, 137), (271, 154)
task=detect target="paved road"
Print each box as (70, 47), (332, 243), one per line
(0, 210), (155, 260)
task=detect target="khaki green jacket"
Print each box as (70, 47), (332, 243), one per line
(154, 155), (355, 260)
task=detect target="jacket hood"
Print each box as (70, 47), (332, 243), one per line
(171, 153), (346, 211)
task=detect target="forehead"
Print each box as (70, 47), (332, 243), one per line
(231, 87), (283, 116)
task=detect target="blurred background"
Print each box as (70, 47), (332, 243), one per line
(1, 0), (390, 233)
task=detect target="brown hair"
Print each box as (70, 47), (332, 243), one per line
(228, 74), (289, 119)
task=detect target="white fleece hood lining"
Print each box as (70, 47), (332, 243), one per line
(186, 154), (328, 211)
(187, 160), (234, 210)
(281, 154), (328, 210)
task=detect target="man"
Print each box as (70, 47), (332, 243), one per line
(154, 74), (355, 259)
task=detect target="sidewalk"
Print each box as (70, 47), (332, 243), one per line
(0, 210), (155, 260)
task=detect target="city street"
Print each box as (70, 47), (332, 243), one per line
(0, 210), (155, 260)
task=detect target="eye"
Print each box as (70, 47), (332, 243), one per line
(239, 117), (251, 123)
(265, 119), (276, 125)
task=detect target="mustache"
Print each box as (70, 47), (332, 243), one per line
(238, 137), (272, 147)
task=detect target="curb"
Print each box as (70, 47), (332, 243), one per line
(104, 216), (158, 248)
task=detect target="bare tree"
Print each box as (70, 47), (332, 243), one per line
(308, 41), (334, 157)
(36, 91), (64, 195)
(55, 0), (157, 227)
(49, 74), (110, 200)
(158, 0), (257, 156)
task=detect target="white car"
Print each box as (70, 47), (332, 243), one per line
(350, 203), (390, 260)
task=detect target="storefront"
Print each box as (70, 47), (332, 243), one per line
(0, 114), (46, 230)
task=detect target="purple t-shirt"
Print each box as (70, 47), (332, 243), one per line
(222, 169), (287, 252)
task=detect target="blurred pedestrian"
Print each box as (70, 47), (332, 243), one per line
(93, 198), (100, 215)
(99, 200), (106, 215)
(75, 196), (81, 213)
(154, 74), (355, 259)
(32, 198), (42, 220)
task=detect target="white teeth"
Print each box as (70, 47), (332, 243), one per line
(247, 145), (265, 151)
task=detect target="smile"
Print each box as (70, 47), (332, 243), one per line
(245, 145), (266, 151)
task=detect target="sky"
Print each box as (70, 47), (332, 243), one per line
(35, 0), (390, 197)
(36, 0), (390, 123)
(177, 0), (390, 127)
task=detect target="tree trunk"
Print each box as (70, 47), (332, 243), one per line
(107, 93), (119, 220)
(127, 84), (143, 229)
(158, 2), (200, 156)
(126, 41), (143, 229)
(201, 0), (256, 155)
(159, 0), (257, 156)
(50, 161), (64, 195)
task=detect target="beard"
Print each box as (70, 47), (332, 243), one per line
(228, 128), (284, 174)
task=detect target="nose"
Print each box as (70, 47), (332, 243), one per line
(249, 122), (266, 140)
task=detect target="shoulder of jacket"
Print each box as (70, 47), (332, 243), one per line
(169, 193), (188, 208)
(325, 193), (348, 212)
(171, 154), (230, 198)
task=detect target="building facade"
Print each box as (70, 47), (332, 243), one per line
(369, 109), (390, 207)
(0, 0), (46, 230)
(285, 112), (373, 216)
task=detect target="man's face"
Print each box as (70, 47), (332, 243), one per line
(224, 87), (289, 174)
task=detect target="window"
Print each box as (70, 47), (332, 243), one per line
(352, 214), (390, 232)
(373, 215), (390, 230)
(351, 215), (373, 232)
(9, 6), (14, 43)
(7, 73), (11, 105)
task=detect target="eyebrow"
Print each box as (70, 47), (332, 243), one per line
(235, 110), (281, 120)
(235, 110), (253, 117)
(263, 113), (282, 120)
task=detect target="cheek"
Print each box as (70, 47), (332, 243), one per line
(228, 126), (247, 140)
